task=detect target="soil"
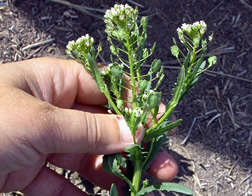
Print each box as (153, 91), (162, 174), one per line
(0, 0), (251, 195)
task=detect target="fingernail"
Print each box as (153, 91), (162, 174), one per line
(117, 116), (144, 144)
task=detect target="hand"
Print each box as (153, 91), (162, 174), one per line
(0, 58), (178, 195)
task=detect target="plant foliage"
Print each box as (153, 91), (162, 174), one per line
(66, 4), (216, 196)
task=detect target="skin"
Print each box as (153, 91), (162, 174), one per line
(0, 57), (178, 195)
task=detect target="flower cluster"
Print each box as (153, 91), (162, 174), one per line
(104, 4), (138, 39)
(124, 107), (143, 118)
(101, 63), (124, 79)
(66, 34), (94, 57)
(177, 21), (207, 46)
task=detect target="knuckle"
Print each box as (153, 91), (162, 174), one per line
(31, 102), (58, 153)
(83, 113), (102, 151)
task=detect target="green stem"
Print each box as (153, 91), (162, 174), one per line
(187, 46), (196, 74)
(142, 138), (154, 169)
(131, 147), (142, 196)
(103, 90), (122, 115)
(146, 101), (177, 135)
(126, 33), (137, 110)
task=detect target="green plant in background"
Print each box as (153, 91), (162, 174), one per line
(66, 4), (216, 196)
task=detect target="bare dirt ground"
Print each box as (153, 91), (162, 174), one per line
(0, 0), (251, 195)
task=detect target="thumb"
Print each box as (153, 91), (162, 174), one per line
(40, 108), (144, 155)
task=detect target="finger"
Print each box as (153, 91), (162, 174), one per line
(41, 108), (144, 155)
(21, 166), (86, 196)
(2, 58), (107, 107)
(147, 151), (178, 182)
(47, 154), (127, 195)
(47, 150), (178, 190)
(72, 103), (108, 114)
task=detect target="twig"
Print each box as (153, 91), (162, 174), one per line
(235, 94), (252, 103)
(206, 113), (222, 128)
(205, 0), (224, 19)
(22, 38), (55, 51)
(240, 173), (252, 184)
(127, 0), (144, 8)
(206, 70), (252, 83)
(240, 0), (252, 9)
(227, 97), (240, 129)
(180, 115), (204, 145)
(181, 109), (218, 145)
(227, 158), (240, 176)
(177, 145), (202, 189)
(48, 0), (104, 19)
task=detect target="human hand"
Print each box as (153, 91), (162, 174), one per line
(0, 57), (178, 195)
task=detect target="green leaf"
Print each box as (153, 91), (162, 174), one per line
(181, 56), (206, 101)
(150, 42), (156, 54)
(109, 184), (118, 196)
(172, 65), (185, 103)
(110, 45), (118, 56)
(87, 53), (105, 93)
(142, 135), (166, 171)
(144, 119), (182, 140)
(102, 154), (132, 188)
(183, 51), (191, 69)
(140, 16), (148, 32)
(136, 183), (193, 196)
(154, 73), (164, 91)
(170, 45), (179, 58)
(125, 144), (142, 164)
(208, 56), (217, 67)
(111, 66), (123, 80)
(116, 99), (124, 110)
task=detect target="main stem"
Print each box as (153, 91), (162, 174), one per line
(131, 148), (142, 196)
(126, 34), (137, 110)
(125, 30), (142, 195)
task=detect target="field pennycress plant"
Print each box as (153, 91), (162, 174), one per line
(66, 4), (216, 196)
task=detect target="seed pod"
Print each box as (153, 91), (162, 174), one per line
(116, 99), (124, 110)
(110, 45), (118, 56)
(151, 59), (161, 73)
(138, 80), (148, 93)
(170, 45), (179, 58)
(147, 91), (161, 109)
(111, 65), (123, 80)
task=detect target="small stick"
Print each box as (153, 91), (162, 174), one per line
(180, 115), (204, 145)
(227, 98), (240, 129)
(205, 0), (224, 19)
(227, 158), (240, 176)
(127, 0), (144, 8)
(206, 113), (221, 128)
(181, 109), (218, 145)
(240, 173), (252, 184)
(240, 0), (252, 9)
(25, 46), (43, 59)
(22, 38), (55, 51)
(48, 0), (104, 19)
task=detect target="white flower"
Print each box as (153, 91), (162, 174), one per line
(119, 63), (124, 69)
(208, 34), (213, 42)
(199, 21), (207, 35)
(134, 108), (143, 117)
(66, 40), (75, 51)
(119, 15), (125, 21)
(181, 23), (191, 33)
